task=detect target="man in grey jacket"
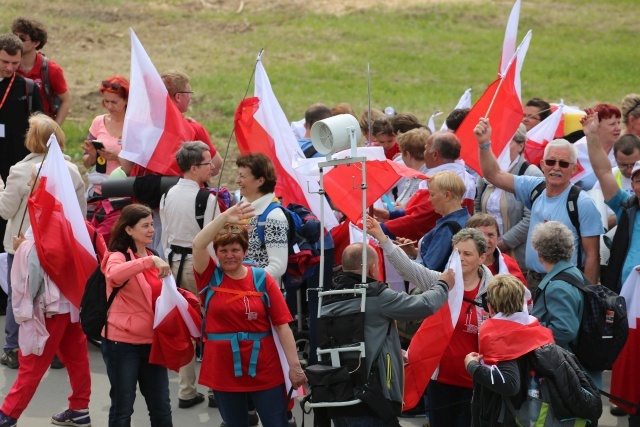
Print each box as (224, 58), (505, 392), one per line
(320, 243), (454, 426)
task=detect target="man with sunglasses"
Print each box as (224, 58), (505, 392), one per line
(11, 18), (70, 125)
(475, 117), (601, 292)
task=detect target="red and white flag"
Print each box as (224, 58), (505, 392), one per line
(28, 135), (97, 309)
(150, 275), (202, 371)
(403, 250), (464, 410)
(611, 268), (640, 415)
(234, 53), (338, 230)
(455, 31), (531, 176)
(523, 102), (565, 166)
(120, 29), (191, 176)
(499, 0), (521, 76)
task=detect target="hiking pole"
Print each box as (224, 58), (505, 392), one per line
(211, 48), (264, 218)
(17, 142), (50, 236)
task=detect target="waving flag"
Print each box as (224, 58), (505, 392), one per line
(427, 111), (442, 133)
(440, 88), (472, 131)
(28, 135), (97, 309)
(150, 275), (202, 371)
(120, 29), (190, 176)
(403, 250), (464, 410)
(499, 0), (521, 75)
(611, 269), (640, 415)
(234, 53), (338, 230)
(523, 102), (565, 166)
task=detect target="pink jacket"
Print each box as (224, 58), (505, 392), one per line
(102, 249), (157, 344)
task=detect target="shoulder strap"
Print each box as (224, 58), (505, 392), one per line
(195, 188), (210, 229)
(25, 78), (35, 114)
(303, 144), (318, 158)
(566, 185), (582, 267)
(39, 55), (54, 109)
(517, 161), (531, 176)
(551, 271), (587, 292)
(251, 266), (270, 308)
(444, 220), (462, 235)
(529, 181), (546, 205)
(257, 202), (282, 244)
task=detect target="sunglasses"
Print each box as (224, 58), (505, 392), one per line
(481, 294), (490, 313)
(102, 81), (122, 91)
(218, 227), (244, 235)
(543, 159), (573, 168)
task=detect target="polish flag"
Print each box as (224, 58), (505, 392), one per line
(150, 275), (202, 371)
(403, 250), (464, 410)
(120, 29), (191, 176)
(455, 31), (531, 176)
(439, 88), (472, 131)
(28, 134), (97, 309)
(523, 102), (565, 166)
(234, 52), (338, 230)
(611, 268), (640, 415)
(499, 0), (521, 75)
(571, 136), (616, 185)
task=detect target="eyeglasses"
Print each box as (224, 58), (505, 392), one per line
(195, 160), (212, 167)
(618, 163), (637, 171)
(218, 227), (244, 235)
(632, 178), (640, 185)
(626, 100), (640, 118)
(15, 35), (31, 43)
(177, 91), (193, 95)
(102, 81), (122, 91)
(523, 114), (541, 121)
(544, 159), (573, 168)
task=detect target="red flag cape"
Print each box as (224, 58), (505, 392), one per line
(480, 316), (554, 364)
(28, 137), (97, 309)
(455, 58), (523, 176)
(611, 270), (640, 415)
(324, 160), (427, 223)
(150, 280), (202, 372)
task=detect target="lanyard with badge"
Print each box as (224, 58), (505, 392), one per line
(0, 73), (17, 138)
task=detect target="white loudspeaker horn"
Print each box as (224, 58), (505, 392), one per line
(310, 114), (362, 156)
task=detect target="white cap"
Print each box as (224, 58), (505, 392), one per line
(632, 160), (640, 179)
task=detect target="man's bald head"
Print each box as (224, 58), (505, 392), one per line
(342, 243), (379, 276)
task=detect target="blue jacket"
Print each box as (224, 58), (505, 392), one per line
(418, 207), (470, 271)
(531, 260), (584, 350)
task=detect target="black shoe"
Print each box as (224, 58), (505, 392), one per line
(50, 355), (65, 370)
(610, 404), (627, 416)
(179, 392), (205, 409)
(208, 394), (217, 408)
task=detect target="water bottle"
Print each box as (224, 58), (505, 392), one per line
(528, 371), (539, 425)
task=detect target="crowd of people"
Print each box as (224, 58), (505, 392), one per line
(1, 14), (640, 427)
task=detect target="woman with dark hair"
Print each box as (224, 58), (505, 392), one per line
(101, 203), (174, 426)
(192, 201), (306, 427)
(235, 153), (288, 286)
(82, 75), (130, 197)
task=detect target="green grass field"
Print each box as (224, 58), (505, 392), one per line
(2, 0), (638, 185)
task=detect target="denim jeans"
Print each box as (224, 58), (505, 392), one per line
(214, 383), (287, 427)
(101, 339), (172, 427)
(3, 254), (18, 353)
(426, 380), (472, 427)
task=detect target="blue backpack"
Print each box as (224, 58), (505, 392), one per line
(257, 202), (321, 287)
(200, 266), (271, 377)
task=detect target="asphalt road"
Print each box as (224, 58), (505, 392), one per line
(0, 316), (627, 426)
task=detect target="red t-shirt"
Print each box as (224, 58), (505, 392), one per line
(16, 52), (68, 118)
(385, 143), (401, 160)
(187, 119), (218, 157)
(436, 284), (480, 388)
(195, 258), (293, 391)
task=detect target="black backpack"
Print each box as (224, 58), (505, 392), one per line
(79, 246), (158, 341)
(540, 271), (628, 371)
